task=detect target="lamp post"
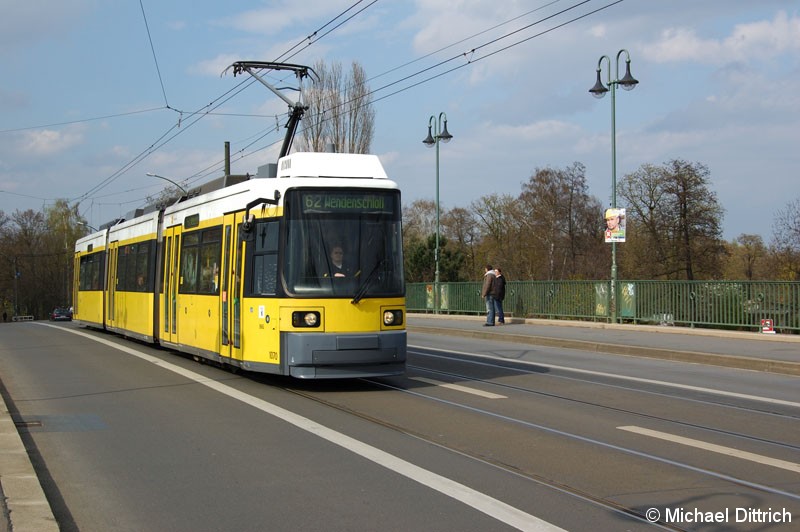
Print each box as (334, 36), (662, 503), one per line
(589, 49), (638, 323)
(78, 222), (98, 233)
(146, 172), (188, 196)
(422, 112), (453, 314)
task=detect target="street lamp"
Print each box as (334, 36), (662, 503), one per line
(422, 112), (453, 314)
(78, 222), (98, 233)
(146, 172), (188, 196)
(589, 49), (638, 323)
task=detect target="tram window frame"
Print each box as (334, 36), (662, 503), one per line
(282, 188), (405, 298)
(246, 220), (280, 297)
(116, 241), (155, 292)
(180, 226), (222, 295)
(79, 251), (106, 291)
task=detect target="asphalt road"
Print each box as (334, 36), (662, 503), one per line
(1, 320), (798, 531)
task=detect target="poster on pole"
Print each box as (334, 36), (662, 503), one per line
(604, 207), (626, 242)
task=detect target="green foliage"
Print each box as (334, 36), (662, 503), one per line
(403, 234), (466, 283)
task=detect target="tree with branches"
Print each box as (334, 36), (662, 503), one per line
(771, 197), (800, 280)
(299, 60), (375, 154)
(619, 160), (724, 279)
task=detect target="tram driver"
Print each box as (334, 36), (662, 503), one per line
(328, 244), (352, 277)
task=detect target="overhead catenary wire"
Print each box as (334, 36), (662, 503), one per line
(275, 0), (379, 62)
(226, 0), (626, 168)
(367, 0), (564, 83)
(74, 0), (376, 207)
(0, 107), (167, 134)
(146, 0), (627, 205)
(73, 0), (621, 217)
(139, 0), (170, 109)
(370, 0), (625, 105)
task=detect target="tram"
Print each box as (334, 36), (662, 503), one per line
(72, 62), (406, 378)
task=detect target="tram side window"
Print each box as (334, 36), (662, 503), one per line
(180, 227), (222, 294)
(250, 221), (279, 296)
(117, 245), (131, 290)
(116, 241), (154, 292)
(79, 252), (105, 291)
(180, 233), (199, 293)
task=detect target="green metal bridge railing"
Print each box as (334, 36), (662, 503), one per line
(406, 280), (800, 333)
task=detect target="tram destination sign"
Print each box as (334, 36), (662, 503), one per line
(301, 191), (394, 214)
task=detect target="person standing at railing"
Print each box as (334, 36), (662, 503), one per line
(492, 267), (506, 325)
(481, 265), (497, 326)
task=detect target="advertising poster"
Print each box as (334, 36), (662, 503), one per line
(604, 207), (626, 243)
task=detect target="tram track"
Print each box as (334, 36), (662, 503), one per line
(405, 361), (800, 454)
(271, 334), (800, 530)
(410, 347), (800, 417)
(280, 382), (685, 531)
(281, 373), (799, 532)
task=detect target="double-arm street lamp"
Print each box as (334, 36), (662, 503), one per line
(422, 112), (453, 314)
(589, 49), (638, 323)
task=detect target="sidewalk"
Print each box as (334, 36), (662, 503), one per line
(0, 393), (59, 532)
(407, 314), (800, 376)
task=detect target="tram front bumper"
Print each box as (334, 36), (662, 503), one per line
(282, 330), (406, 379)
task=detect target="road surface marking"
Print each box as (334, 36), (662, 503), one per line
(46, 325), (563, 532)
(618, 425), (800, 473)
(410, 376), (507, 399)
(410, 345), (800, 409)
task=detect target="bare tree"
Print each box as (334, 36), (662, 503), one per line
(299, 60), (374, 154)
(771, 197), (800, 280)
(619, 160), (724, 279)
(516, 163), (603, 280)
(402, 199), (436, 243)
(664, 160), (725, 279)
(0, 200), (89, 318)
(722, 234), (767, 280)
(471, 193), (517, 273)
(442, 207), (481, 279)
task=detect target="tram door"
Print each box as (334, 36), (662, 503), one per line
(161, 225), (180, 344)
(221, 213), (243, 363)
(106, 241), (119, 329)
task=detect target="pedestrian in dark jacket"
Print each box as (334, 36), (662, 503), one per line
(480, 264), (496, 326)
(492, 267), (506, 324)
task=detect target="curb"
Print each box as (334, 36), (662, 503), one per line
(0, 395), (59, 532)
(406, 324), (800, 377)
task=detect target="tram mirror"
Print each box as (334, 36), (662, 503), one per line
(240, 226), (255, 243)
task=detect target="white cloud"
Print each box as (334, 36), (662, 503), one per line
(19, 127), (84, 156)
(642, 11), (800, 64)
(191, 54), (242, 77)
(488, 119), (583, 143)
(589, 24), (606, 38)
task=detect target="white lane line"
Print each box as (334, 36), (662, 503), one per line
(618, 425), (800, 474)
(409, 345), (800, 409)
(44, 325), (562, 532)
(410, 376), (507, 399)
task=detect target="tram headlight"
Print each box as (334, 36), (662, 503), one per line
(292, 311), (320, 328)
(383, 309), (403, 326)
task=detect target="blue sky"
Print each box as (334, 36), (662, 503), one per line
(1, 0), (798, 241)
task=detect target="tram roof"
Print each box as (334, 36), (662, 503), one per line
(275, 152), (388, 180)
(79, 152), (396, 242)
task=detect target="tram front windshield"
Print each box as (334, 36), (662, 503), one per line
(283, 189), (404, 298)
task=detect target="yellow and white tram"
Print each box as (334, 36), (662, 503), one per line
(73, 151), (406, 378)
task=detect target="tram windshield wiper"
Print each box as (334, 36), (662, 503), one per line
(351, 259), (386, 305)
